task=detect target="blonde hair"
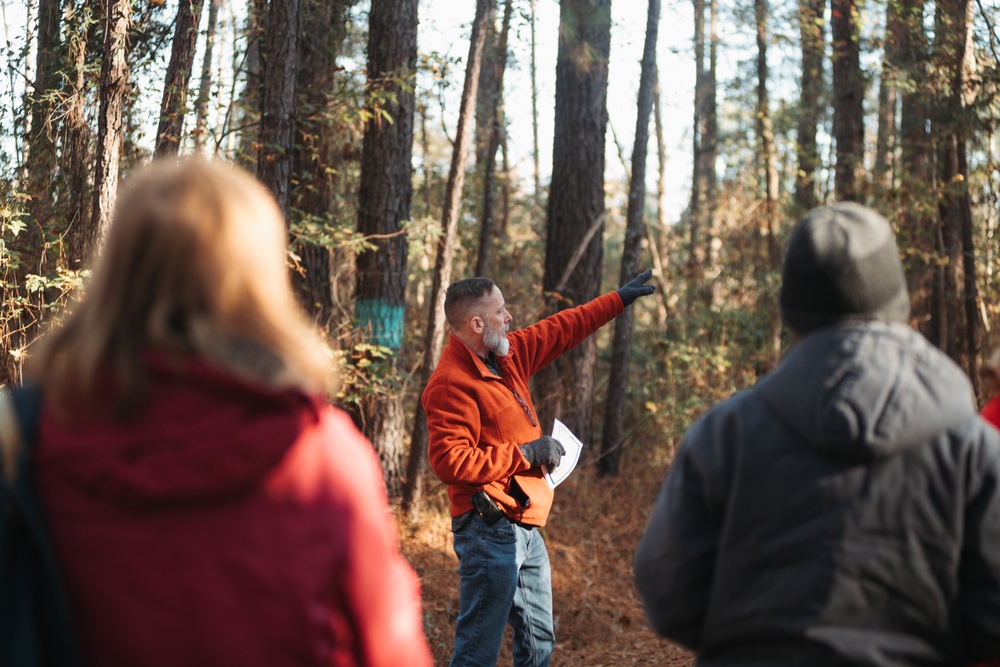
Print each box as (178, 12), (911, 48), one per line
(30, 158), (334, 416)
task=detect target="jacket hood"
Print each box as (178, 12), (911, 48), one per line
(38, 355), (319, 506)
(756, 322), (975, 463)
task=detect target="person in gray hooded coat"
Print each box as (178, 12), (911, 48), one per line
(634, 202), (1000, 666)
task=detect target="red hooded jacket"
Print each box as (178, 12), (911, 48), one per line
(423, 291), (624, 526)
(35, 356), (432, 667)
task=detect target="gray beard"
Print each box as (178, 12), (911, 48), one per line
(483, 326), (510, 357)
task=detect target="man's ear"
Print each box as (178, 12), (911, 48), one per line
(470, 315), (485, 334)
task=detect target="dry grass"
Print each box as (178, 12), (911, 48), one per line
(397, 444), (695, 667)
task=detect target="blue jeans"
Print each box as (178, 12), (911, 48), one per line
(449, 512), (554, 667)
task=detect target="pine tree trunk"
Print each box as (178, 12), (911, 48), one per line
(64, 0), (92, 268)
(354, 0), (418, 498)
(292, 0), (352, 331)
(90, 0), (132, 257)
(755, 0), (782, 363)
(237, 0), (267, 167)
(703, 0), (719, 303)
(874, 1), (902, 197)
(154, 0), (206, 157)
(24, 0), (62, 266)
(473, 1), (498, 172)
(533, 0), (611, 442)
(403, 0), (491, 515)
(257, 0), (302, 221)
(650, 71), (671, 328)
(831, 0), (865, 201)
(755, 0), (779, 270)
(4, 0), (64, 386)
(689, 0), (706, 280)
(194, 0), (221, 152)
(475, 0), (512, 277)
(598, 0), (659, 477)
(935, 0), (979, 385)
(896, 0), (935, 339)
(794, 0), (824, 212)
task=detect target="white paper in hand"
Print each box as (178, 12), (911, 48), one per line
(545, 418), (583, 488)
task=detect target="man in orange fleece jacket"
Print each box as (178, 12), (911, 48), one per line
(423, 271), (653, 667)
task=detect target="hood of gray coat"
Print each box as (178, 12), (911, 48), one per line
(756, 321), (976, 463)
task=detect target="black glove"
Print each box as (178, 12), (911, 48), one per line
(617, 269), (655, 307)
(519, 436), (565, 469)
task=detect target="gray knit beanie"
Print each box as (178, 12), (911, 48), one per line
(779, 202), (910, 333)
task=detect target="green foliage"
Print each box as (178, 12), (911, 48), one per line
(0, 191), (85, 381)
(335, 342), (402, 409)
(626, 289), (783, 461)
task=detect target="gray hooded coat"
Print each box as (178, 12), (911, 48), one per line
(635, 322), (1000, 666)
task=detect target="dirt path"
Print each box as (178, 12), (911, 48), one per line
(400, 460), (695, 666)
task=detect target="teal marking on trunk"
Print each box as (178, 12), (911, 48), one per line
(354, 299), (404, 350)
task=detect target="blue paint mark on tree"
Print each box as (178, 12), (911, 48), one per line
(355, 299), (405, 350)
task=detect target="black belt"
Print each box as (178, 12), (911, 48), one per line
(452, 510), (536, 532)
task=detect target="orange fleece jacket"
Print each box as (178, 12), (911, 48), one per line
(422, 291), (624, 526)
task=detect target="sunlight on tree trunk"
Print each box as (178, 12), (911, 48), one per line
(154, 0), (206, 157)
(194, 0), (222, 153)
(237, 0), (267, 168)
(874, 0), (902, 198)
(90, 0), (132, 256)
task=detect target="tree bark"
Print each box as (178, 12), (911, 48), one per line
(533, 0), (611, 441)
(688, 0), (718, 307)
(650, 71), (671, 328)
(4, 0), (64, 387)
(154, 0), (206, 157)
(831, 0), (865, 201)
(64, 0), (92, 268)
(755, 0), (782, 363)
(896, 0), (935, 337)
(194, 0), (222, 152)
(755, 0), (779, 270)
(403, 0), (491, 516)
(689, 0), (706, 277)
(24, 0), (62, 265)
(474, 0), (499, 171)
(237, 0), (267, 167)
(794, 0), (824, 212)
(935, 0), (979, 386)
(598, 0), (659, 476)
(89, 0), (132, 258)
(292, 0), (353, 331)
(353, 0), (418, 498)
(874, 0), (902, 197)
(474, 0), (512, 277)
(704, 0), (719, 300)
(257, 0), (303, 221)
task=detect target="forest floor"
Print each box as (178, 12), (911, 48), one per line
(399, 446), (696, 667)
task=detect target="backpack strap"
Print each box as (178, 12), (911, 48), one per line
(0, 383), (81, 667)
(0, 384), (41, 484)
(0, 391), (21, 485)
